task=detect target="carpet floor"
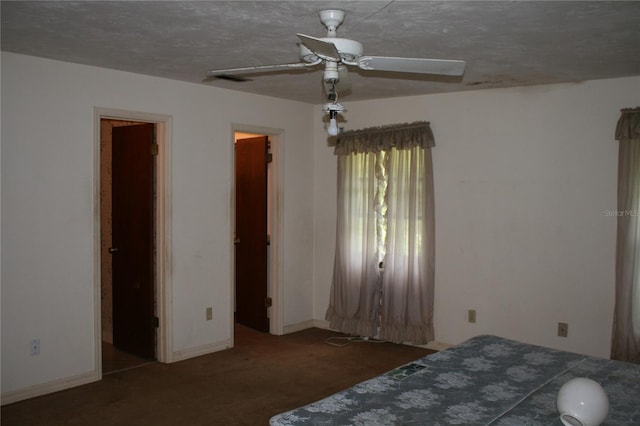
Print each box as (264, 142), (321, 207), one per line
(1, 326), (434, 425)
(102, 341), (155, 375)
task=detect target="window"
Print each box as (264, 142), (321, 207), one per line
(612, 107), (640, 362)
(326, 122), (436, 344)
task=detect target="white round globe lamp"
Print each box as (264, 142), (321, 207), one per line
(556, 377), (610, 426)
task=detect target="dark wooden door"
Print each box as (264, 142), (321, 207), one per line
(111, 123), (156, 359)
(235, 136), (269, 332)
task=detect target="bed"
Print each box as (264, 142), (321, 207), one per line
(269, 334), (640, 425)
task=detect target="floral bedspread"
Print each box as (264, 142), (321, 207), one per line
(269, 335), (640, 425)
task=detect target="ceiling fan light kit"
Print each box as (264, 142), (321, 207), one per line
(323, 101), (345, 137)
(206, 9), (465, 137)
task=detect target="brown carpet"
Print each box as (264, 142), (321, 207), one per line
(102, 341), (155, 375)
(1, 326), (434, 425)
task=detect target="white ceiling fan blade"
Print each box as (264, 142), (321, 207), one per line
(357, 56), (466, 76)
(206, 61), (319, 77)
(297, 33), (341, 61)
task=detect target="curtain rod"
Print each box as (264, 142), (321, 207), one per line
(339, 121), (431, 136)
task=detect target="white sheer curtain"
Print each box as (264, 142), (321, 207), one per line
(380, 145), (435, 343)
(325, 151), (382, 337)
(612, 107), (640, 362)
(326, 122), (436, 344)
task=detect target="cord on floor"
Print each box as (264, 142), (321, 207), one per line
(324, 336), (387, 347)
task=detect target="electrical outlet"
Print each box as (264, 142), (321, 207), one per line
(557, 322), (569, 337)
(206, 307), (213, 321)
(30, 338), (40, 356)
(468, 309), (476, 323)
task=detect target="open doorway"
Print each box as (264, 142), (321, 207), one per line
(96, 108), (172, 375)
(100, 119), (156, 372)
(233, 129), (283, 339)
(234, 134), (269, 332)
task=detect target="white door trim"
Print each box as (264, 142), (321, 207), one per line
(94, 107), (173, 371)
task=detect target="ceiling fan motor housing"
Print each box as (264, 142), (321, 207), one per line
(299, 38), (364, 64)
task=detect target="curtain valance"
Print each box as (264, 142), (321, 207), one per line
(334, 121), (435, 155)
(615, 107), (640, 141)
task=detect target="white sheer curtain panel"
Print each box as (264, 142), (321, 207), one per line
(380, 145), (435, 343)
(326, 151), (382, 337)
(612, 107), (640, 362)
(326, 122), (436, 344)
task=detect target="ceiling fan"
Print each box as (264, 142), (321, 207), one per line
(206, 9), (465, 135)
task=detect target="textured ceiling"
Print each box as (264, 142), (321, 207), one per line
(1, 1), (639, 104)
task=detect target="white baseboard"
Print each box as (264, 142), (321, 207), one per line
(312, 319), (331, 330)
(170, 339), (232, 363)
(282, 319), (334, 334)
(1, 370), (100, 406)
(282, 319), (316, 334)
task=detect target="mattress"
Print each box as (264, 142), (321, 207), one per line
(269, 334), (640, 425)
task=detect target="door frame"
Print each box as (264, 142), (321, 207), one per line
(231, 124), (284, 341)
(94, 107), (173, 374)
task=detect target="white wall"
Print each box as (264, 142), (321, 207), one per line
(1, 52), (315, 399)
(2, 49), (638, 401)
(313, 77), (640, 358)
